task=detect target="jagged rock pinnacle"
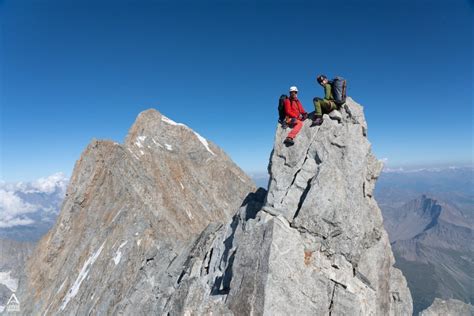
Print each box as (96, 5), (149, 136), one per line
(159, 98), (413, 315)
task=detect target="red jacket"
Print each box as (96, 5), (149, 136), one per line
(284, 97), (306, 119)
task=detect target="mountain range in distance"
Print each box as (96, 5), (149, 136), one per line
(3, 166), (471, 243)
(375, 167), (473, 315)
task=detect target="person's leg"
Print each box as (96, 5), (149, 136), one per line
(313, 97), (323, 117)
(311, 98), (330, 127)
(320, 100), (336, 114)
(288, 119), (303, 139)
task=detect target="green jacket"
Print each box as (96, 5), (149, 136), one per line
(324, 83), (334, 100)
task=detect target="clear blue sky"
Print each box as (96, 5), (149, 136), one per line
(1, 0), (472, 181)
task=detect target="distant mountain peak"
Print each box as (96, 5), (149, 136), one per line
(382, 194), (473, 313)
(124, 109), (218, 162)
(19, 108), (255, 314)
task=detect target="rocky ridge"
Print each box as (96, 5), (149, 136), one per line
(18, 110), (255, 315)
(18, 98), (413, 315)
(158, 98), (412, 315)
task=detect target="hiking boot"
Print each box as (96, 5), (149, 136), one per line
(284, 137), (294, 146)
(311, 117), (323, 127)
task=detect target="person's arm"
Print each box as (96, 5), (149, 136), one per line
(298, 100), (307, 114)
(324, 83), (333, 100)
(284, 99), (298, 118)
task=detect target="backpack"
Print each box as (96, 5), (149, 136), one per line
(331, 77), (347, 106)
(278, 94), (288, 122)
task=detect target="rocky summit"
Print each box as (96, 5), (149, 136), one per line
(161, 98), (412, 315)
(18, 98), (413, 315)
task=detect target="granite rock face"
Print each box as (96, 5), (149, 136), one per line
(18, 109), (255, 315)
(160, 98), (412, 315)
(19, 99), (412, 315)
(419, 298), (474, 316)
(262, 97), (412, 315)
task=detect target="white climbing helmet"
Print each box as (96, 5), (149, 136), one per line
(289, 86), (298, 92)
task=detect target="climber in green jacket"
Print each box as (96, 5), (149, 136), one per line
(311, 74), (337, 126)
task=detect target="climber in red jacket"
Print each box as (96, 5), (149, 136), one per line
(283, 86), (308, 146)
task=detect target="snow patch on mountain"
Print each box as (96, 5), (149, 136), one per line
(161, 114), (214, 155)
(161, 115), (186, 127)
(0, 271), (18, 292)
(193, 131), (215, 156)
(113, 241), (128, 265)
(60, 241), (106, 311)
(135, 136), (146, 148)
